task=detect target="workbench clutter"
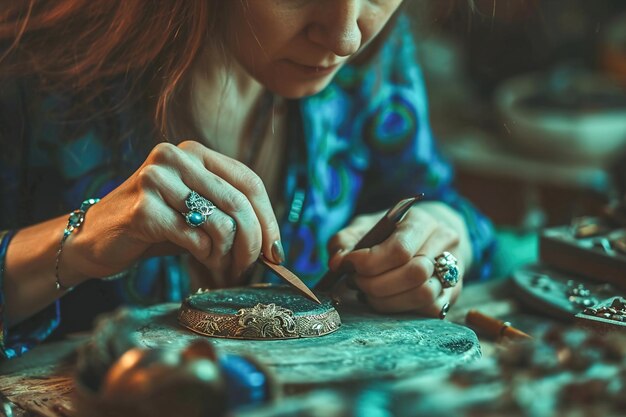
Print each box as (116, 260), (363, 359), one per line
(68, 290), (482, 417)
(539, 197), (626, 291)
(74, 309), (277, 417)
(233, 326), (626, 417)
(512, 197), (626, 332)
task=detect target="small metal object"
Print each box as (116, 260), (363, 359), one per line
(531, 274), (554, 291)
(582, 298), (626, 323)
(183, 191), (216, 228)
(178, 285), (340, 340)
(570, 216), (607, 238)
(611, 234), (626, 255)
(434, 251), (459, 288)
(580, 298), (596, 307)
(568, 284), (591, 298)
(592, 237), (614, 255)
(582, 308), (597, 315)
(258, 256), (321, 304)
(611, 298), (625, 310)
(565, 281), (598, 309)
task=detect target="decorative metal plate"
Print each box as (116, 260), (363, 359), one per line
(178, 285), (341, 340)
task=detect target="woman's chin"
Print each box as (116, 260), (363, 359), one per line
(265, 79), (334, 99)
(244, 60), (341, 99)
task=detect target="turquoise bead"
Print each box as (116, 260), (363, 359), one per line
(187, 211), (205, 226)
(444, 268), (459, 285)
(68, 211), (83, 226)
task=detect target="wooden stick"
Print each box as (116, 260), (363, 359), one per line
(465, 309), (532, 342)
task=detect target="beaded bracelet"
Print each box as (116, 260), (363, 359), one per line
(55, 198), (100, 291)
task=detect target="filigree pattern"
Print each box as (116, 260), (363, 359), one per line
(178, 301), (341, 340)
(296, 310), (342, 336)
(235, 303), (297, 338)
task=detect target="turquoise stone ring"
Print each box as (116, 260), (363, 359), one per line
(434, 251), (459, 288)
(183, 191), (216, 228)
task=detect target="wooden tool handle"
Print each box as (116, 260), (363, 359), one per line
(466, 309), (532, 342)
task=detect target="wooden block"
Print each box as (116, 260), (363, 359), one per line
(539, 224), (626, 290)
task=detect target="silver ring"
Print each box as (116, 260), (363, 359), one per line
(183, 191), (216, 228)
(433, 251), (459, 288)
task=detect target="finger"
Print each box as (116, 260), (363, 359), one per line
(327, 213), (384, 254)
(345, 208), (461, 277)
(142, 242), (184, 258)
(415, 225), (460, 261)
(365, 277), (444, 314)
(416, 289), (454, 319)
(354, 255), (434, 298)
(353, 225), (460, 297)
(180, 141), (283, 264)
(134, 192), (216, 270)
(326, 212), (385, 272)
(174, 191), (238, 263)
(147, 143), (263, 276)
(138, 163), (238, 266)
(343, 210), (439, 276)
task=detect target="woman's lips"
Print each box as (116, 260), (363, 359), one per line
(285, 60), (340, 76)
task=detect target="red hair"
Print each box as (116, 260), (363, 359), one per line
(0, 0), (221, 137)
(1, 1), (401, 139)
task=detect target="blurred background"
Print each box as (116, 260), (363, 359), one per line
(406, 0), (626, 278)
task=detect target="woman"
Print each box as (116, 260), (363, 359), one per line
(0, 0), (494, 359)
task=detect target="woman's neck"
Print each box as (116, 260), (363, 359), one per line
(190, 47), (266, 159)
(189, 45), (288, 205)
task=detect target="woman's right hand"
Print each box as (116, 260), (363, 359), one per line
(64, 140), (283, 286)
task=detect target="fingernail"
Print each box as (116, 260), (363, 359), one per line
(439, 302), (450, 320)
(271, 240), (285, 264)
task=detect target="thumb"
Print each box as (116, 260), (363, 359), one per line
(327, 213), (383, 272)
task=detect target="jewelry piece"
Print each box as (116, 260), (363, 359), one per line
(183, 190), (216, 228)
(179, 302), (341, 339)
(55, 198), (100, 290)
(434, 251), (459, 288)
(178, 286), (341, 340)
(439, 302), (450, 320)
(582, 298), (626, 322)
(565, 280), (598, 308)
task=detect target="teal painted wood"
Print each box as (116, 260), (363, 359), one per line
(133, 302), (481, 388)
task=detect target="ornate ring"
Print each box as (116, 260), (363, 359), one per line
(183, 190), (216, 228)
(434, 251), (459, 288)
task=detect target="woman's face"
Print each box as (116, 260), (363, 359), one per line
(226, 0), (404, 98)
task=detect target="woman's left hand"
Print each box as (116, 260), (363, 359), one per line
(326, 201), (473, 317)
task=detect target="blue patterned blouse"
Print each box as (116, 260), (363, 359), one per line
(0, 18), (494, 359)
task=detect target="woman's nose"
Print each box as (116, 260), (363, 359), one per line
(307, 1), (362, 57)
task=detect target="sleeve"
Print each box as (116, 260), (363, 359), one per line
(351, 17), (495, 282)
(0, 230), (61, 360)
